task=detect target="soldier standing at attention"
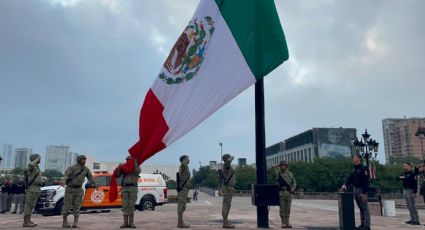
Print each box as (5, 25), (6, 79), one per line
(177, 155), (190, 228)
(276, 160), (296, 229)
(22, 154), (42, 227)
(340, 153), (370, 230)
(114, 156), (140, 228)
(221, 154), (236, 229)
(61, 155), (96, 228)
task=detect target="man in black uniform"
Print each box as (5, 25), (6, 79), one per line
(340, 153), (370, 230)
(397, 162), (420, 225)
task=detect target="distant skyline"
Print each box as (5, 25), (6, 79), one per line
(1, 0), (424, 167)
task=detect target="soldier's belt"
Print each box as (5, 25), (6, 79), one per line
(124, 183), (137, 186)
(69, 185), (82, 188)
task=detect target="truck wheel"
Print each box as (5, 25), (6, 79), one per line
(54, 200), (64, 216)
(140, 198), (155, 211)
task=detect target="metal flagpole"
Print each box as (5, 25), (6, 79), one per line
(255, 79), (269, 228)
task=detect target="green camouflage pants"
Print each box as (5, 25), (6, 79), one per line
(121, 186), (137, 215)
(61, 187), (83, 217)
(222, 187), (234, 219)
(279, 194), (292, 224)
(24, 186), (40, 216)
(177, 188), (189, 215)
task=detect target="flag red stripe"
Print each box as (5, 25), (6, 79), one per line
(110, 89), (168, 202)
(129, 88), (169, 164)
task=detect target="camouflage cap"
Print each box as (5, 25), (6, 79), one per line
(30, 154), (41, 161)
(222, 154), (233, 161)
(279, 160), (288, 166)
(179, 155), (189, 163)
(77, 155), (87, 163)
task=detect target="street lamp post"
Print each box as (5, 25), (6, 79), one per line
(352, 129), (379, 177)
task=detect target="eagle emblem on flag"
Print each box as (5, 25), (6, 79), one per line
(159, 16), (215, 85)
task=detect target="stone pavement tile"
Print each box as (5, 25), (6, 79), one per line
(1, 192), (425, 229)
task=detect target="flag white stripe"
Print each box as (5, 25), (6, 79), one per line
(151, 0), (256, 146)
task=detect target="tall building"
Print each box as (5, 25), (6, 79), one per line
(45, 145), (77, 174)
(266, 127), (357, 168)
(1, 144), (14, 170)
(238, 158), (247, 166)
(14, 148), (32, 168)
(382, 117), (425, 163)
(66, 152), (79, 168)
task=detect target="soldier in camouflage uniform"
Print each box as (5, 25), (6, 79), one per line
(114, 156), (140, 228)
(276, 160), (296, 229)
(221, 154), (236, 229)
(22, 154), (42, 227)
(61, 155), (96, 228)
(177, 155), (190, 228)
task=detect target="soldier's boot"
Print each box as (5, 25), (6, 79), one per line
(223, 218), (235, 229)
(62, 214), (71, 228)
(285, 216), (292, 229)
(72, 216), (79, 228)
(22, 215), (36, 227)
(29, 215), (38, 226)
(280, 216), (286, 228)
(120, 215), (129, 228)
(128, 213), (136, 228)
(177, 214), (190, 228)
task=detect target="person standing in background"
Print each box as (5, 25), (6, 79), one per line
(398, 162), (420, 225)
(12, 178), (26, 214)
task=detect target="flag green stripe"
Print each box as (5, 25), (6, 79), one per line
(215, 0), (289, 81)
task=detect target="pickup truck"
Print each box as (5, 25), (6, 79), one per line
(35, 172), (167, 216)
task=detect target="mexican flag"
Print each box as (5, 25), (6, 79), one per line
(130, 0), (289, 164)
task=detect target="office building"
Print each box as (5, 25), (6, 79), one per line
(383, 117), (425, 163)
(266, 127), (357, 168)
(14, 147), (32, 168)
(45, 145), (78, 174)
(1, 144), (14, 170)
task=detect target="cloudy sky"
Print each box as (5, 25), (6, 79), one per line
(1, 0), (424, 168)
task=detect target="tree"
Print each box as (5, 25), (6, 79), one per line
(166, 180), (177, 189)
(389, 156), (422, 165)
(234, 166), (256, 190)
(191, 166), (220, 189)
(10, 167), (26, 176)
(42, 169), (63, 184)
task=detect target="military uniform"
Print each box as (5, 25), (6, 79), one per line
(276, 161), (296, 229)
(177, 155), (190, 228)
(23, 154), (42, 227)
(62, 155), (95, 228)
(115, 157), (141, 228)
(221, 154), (236, 229)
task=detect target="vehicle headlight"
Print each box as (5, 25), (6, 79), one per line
(45, 189), (56, 201)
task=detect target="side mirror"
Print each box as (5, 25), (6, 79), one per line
(84, 183), (91, 189)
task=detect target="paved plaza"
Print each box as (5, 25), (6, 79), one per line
(1, 191), (425, 229)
